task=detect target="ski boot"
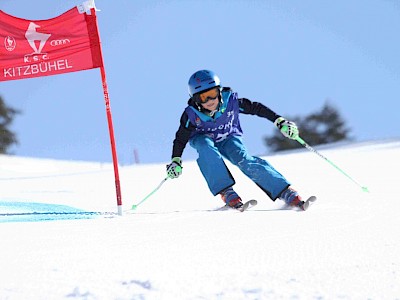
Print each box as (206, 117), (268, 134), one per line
(220, 187), (244, 210)
(280, 187), (313, 211)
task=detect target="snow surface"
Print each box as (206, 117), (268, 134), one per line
(1, 139), (400, 299)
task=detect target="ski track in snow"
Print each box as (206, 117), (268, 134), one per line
(1, 139), (400, 299)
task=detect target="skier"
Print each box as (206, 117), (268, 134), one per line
(166, 70), (313, 210)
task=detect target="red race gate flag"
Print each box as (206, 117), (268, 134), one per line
(0, 3), (102, 81)
(0, 2), (123, 215)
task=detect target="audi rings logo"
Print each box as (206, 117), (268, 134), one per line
(50, 39), (70, 46)
(4, 36), (16, 51)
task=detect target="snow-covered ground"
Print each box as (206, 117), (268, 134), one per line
(1, 139), (399, 299)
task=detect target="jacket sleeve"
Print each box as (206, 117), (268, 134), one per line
(238, 97), (281, 123)
(171, 111), (195, 159)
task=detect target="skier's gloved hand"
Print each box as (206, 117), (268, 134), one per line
(166, 157), (182, 179)
(274, 117), (299, 140)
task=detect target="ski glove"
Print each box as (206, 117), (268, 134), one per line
(166, 157), (182, 179)
(274, 117), (299, 140)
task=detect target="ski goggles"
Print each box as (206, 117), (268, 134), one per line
(197, 87), (220, 104)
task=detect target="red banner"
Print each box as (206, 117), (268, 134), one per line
(0, 7), (102, 82)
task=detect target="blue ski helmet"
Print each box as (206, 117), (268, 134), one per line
(188, 70), (221, 97)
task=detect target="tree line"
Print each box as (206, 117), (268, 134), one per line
(0, 96), (350, 155)
(264, 101), (351, 152)
(0, 95), (19, 154)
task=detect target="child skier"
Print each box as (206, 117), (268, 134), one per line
(166, 70), (313, 210)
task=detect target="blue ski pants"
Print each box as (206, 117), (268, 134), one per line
(189, 135), (290, 200)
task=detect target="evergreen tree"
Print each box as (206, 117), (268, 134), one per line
(0, 95), (20, 154)
(265, 101), (350, 152)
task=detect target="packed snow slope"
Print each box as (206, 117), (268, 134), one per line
(1, 139), (399, 299)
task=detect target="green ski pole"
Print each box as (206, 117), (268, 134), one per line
(295, 135), (369, 193)
(131, 177), (169, 210)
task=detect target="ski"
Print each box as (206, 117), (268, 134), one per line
(238, 199), (258, 212)
(217, 199), (258, 212)
(299, 196), (317, 211)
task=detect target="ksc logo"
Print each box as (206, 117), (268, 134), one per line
(4, 36), (16, 51)
(25, 22), (51, 54)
